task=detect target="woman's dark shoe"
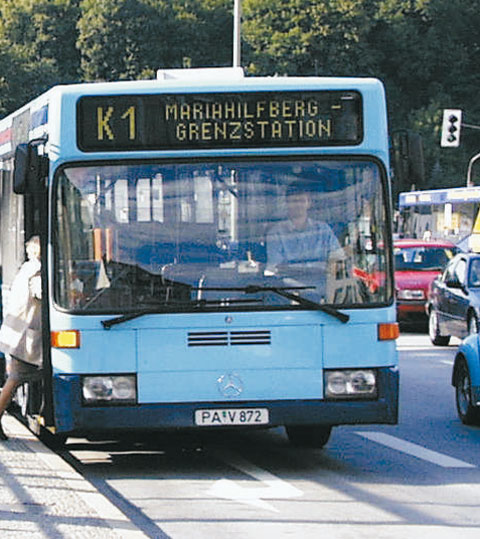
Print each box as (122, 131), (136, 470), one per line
(0, 423), (8, 441)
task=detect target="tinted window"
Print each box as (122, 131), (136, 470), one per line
(469, 258), (480, 287)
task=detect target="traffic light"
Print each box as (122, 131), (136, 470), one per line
(440, 109), (462, 147)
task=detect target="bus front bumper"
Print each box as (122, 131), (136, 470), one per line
(51, 367), (398, 437)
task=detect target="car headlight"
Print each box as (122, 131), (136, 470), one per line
(82, 374), (137, 405)
(397, 289), (425, 300)
(324, 369), (377, 399)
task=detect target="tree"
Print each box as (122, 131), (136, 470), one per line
(78, 0), (234, 81)
(172, 0), (233, 68)
(374, 0), (480, 188)
(0, 41), (60, 115)
(0, 0), (81, 113)
(242, 0), (480, 190)
(0, 0), (479, 194)
(242, 0), (382, 76)
(78, 0), (192, 81)
(0, 0), (81, 83)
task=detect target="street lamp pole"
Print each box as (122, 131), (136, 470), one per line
(467, 152), (480, 187)
(233, 0), (241, 67)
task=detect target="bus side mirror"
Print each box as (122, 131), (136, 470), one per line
(13, 143), (49, 194)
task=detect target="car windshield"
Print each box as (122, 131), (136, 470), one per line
(469, 258), (480, 287)
(53, 159), (392, 313)
(394, 246), (456, 271)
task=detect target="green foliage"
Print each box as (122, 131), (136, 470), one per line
(375, 0), (480, 191)
(0, 0), (478, 193)
(77, 0), (233, 81)
(77, 0), (180, 81)
(0, 0), (80, 80)
(0, 0), (80, 111)
(0, 39), (56, 116)
(172, 0), (233, 68)
(242, 0), (381, 76)
(243, 0), (480, 191)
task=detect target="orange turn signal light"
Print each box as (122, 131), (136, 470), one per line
(51, 330), (81, 348)
(378, 322), (400, 341)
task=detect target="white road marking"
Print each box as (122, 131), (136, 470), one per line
(440, 359), (454, 366)
(207, 449), (302, 512)
(356, 431), (475, 468)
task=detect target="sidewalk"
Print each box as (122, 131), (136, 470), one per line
(0, 413), (147, 538)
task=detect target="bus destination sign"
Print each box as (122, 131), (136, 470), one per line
(77, 91), (362, 152)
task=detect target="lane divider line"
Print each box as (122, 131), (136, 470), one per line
(356, 431), (475, 468)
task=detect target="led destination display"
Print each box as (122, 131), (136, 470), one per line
(77, 91), (362, 151)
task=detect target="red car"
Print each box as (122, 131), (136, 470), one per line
(394, 238), (458, 324)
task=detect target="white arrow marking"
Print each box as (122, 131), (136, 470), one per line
(207, 449), (303, 512)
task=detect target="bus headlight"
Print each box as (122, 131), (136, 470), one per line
(324, 369), (377, 399)
(82, 374), (137, 405)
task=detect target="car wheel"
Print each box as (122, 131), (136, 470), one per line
(468, 312), (479, 335)
(455, 360), (480, 425)
(428, 310), (450, 346)
(285, 425), (332, 448)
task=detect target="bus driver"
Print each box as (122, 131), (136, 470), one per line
(266, 182), (342, 273)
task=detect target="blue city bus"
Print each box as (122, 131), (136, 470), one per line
(0, 68), (399, 447)
(398, 186), (480, 246)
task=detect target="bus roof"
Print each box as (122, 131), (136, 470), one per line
(34, 73), (384, 96)
(0, 71), (388, 161)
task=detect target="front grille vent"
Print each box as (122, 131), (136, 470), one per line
(188, 330), (271, 347)
(188, 331), (228, 347)
(230, 330), (271, 345)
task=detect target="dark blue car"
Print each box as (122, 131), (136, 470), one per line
(427, 252), (480, 346)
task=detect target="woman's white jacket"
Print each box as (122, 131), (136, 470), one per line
(0, 259), (42, 366)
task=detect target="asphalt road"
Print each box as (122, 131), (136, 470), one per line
(58, 331), (480, 539)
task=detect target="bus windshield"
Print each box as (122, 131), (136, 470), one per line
(53, 159), (392, 313)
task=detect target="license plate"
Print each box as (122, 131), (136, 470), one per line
(195, 408), (269, 426)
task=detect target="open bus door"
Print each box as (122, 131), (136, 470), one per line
(11, 140), (55, 435)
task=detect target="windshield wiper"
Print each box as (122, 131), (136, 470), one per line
(101, 298), (262, 329)
(102, 285), (349, 329)
(194, 285), (349, 323)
